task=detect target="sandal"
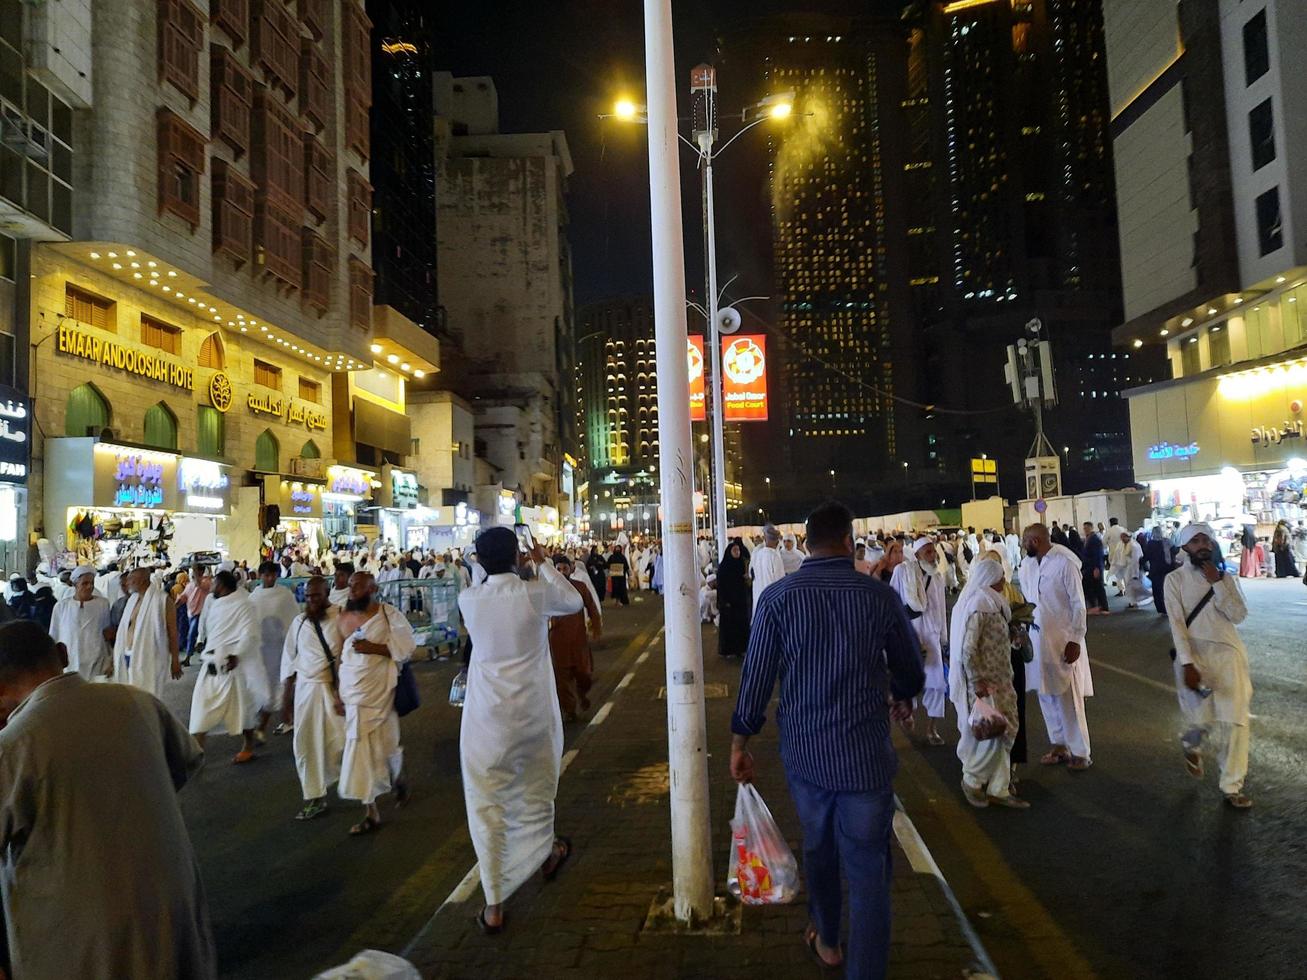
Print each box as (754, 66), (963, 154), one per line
(233, 749), (255, 764)
(295, 799), (329, 821)
(476, 907), (505, 935)
(803, 925), (843, 970)
(541, 836), (573, 881)
(1066, 756), (1093, 772)
(1224, 793), (1253, 809)
(349, 816), (380, 836)
(394, 778), (412, 808)
(1183, 749), (1204, 779)
(1039, 749), (1070, 766)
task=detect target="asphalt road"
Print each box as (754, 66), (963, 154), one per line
(161, 591), (666, 980)
(893, 576), (1307, 980)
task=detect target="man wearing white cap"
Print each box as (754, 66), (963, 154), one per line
(891, 536), (949, 745)
(750, 525), (787, 618)
(1165, 523), (1254, 808)
(1020, 523), (1094, 770)
(48, 565), (113, 680)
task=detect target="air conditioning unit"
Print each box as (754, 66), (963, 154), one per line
(289, 457), (323, 478)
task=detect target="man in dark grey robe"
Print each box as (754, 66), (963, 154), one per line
(0, 620), (215, 979)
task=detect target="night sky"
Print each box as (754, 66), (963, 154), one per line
(433, 1), (894, 306)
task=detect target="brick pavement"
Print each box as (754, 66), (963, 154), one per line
(406, 620), (988, 980)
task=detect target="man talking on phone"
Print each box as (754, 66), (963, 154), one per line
(1165, 523), (1254, 809)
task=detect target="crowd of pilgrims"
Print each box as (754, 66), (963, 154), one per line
(701, 515), (1264, 812)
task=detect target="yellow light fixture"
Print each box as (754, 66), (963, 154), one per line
(89, 251), (100, 259)
(106, 251), (117, 258)
(370, 343), (382, 353)
(414, 369), (425, 379)
(942, 0), (1002, 13)
(125, 250), (136, 257)
(1133, 339), (1143, 348)
(1160, 329), (1169, 336)
(614, 99), (639, 121)
(387, 353), (399, 364)
(168, 271), (177, 277)
(769, 101), (793, 120)
(147, 260), (157, 268)
(1207, 307), (1217, 315)
(133, 272), (142, 279)
(111, 262), (122, 270)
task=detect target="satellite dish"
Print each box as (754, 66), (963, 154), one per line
(717, 306), (742, 335)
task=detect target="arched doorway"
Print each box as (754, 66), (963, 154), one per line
(65, 383), (111, 437)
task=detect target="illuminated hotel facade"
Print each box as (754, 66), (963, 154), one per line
(1107, 0), (1307, 526)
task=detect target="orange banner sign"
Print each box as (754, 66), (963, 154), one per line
(688, 335), (706, 421)
(722, 335), (768, 422)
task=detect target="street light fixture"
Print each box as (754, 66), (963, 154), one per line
(603, 78), (800, 559)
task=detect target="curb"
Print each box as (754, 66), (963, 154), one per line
(893, 799), (1001, 979)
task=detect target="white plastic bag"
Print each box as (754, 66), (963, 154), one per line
(726, 783), (799, 905)
(968, 696), (1008, 741)
(314, 949), (421, 980)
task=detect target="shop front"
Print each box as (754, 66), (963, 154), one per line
(374, 464), (424, 547)
(44, 438), (233, 567)
(322, 464), (378, 546)
(1126, 353), (1307, 536)
(261, 473), (326, 555)
(0, 384), (31, 576)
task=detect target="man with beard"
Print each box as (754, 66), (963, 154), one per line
(250, 561), (301, 742)
(337, 572), (416, 835)
(114, 569), (182, 697)
(49, 565), (113, 680)
(1166, 524), (1254, 808)
(280, 577), (347, 820)
(188, 571), (267, 764)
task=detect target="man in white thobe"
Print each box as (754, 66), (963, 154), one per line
(249, 561), (301, 738)
(892, 537), (949, 744)
(188, 571), (267, 764)
(337, 572), (416, 834)
(49, 565), (112, 680)
(1019, 524), (1095, 770)
(329, 563), (353, 607)
(750, 525), (787, 618)
(458, 527), (581, 931)
(281, 576), (347, 821)
(1120, 531), (1152, 608)
(1107, 520), (1128, 595)
(113, 569), (182, 697)
(780, 533), (805, 575)
(1165, 523), (1254, 808)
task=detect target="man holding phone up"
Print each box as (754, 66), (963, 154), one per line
(1165, 523), (1254, 809)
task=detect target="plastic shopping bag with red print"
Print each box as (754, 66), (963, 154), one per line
(726, 783), (799, 905)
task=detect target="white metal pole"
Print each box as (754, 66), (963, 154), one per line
(642, 0), (715, 924)
(704, 154), (729, 560)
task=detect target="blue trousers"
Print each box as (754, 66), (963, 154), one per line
(184, 612), (202, 654)
(785, 773), (895, 980)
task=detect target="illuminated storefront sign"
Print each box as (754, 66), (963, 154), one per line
(1147, 441), (1200, 461)
(277, 480), (323, 519)
(326, 465), (373, 498)
(1251, 420), (1303, 445)
(92, 445), (178, 510)
(177, 458), (232, 515)
(56, 325), (194, 391)
(721, 334), (768, 422)
(0, 385), (31, 484)
(688, 336), (706, 422)
(388, 469), (419, 509)
(288, 402), (328, 431)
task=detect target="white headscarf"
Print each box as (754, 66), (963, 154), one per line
(898, 537), (935, 613)
(1178, 522), (1213, 548)
(947, 557), (1010, 715)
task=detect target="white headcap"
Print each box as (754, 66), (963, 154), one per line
(70, 564), (97, 583)
(1177, 522), (1214, 548)
(911, 536), (933, 555)
(218, 559), (236, 573)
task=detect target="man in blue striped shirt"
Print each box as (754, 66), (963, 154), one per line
(731, 501), (924, 979)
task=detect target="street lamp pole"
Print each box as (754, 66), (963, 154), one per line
(641, 0), (714, 925)
(702, 142), (729, 562)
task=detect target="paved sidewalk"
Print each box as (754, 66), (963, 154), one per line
(406, 623), (987, 979)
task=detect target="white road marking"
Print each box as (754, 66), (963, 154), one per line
(892, 806), (999, 978)
(1094, 658), (1175, 694)
(588, 702), (613, 727)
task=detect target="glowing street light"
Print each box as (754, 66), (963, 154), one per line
(614, 98), (641, 121)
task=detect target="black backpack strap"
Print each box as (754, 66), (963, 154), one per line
(1184, 587), (1216, 629)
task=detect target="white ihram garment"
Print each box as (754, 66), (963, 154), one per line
(458, 561), (582, 906)
(189, 589), (267, 735)
(1019, 545), (1094, 760)
(891, 558), (949, 718)
(338, 604), (415, 804)
(1123, 539), (1152, 605)
(249, 584), (301, 711)
(1165, 565), (1253, 794)
(750, 545), (787, 616)
(113, 584), (172, 698)
(779, 541), (805, 575)
(49, 594), (112, 680)
(281, 611), (347, 800)
(1107, 533), (1128, 589)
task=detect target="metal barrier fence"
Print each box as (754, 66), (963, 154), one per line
(244, 576), (462, 659)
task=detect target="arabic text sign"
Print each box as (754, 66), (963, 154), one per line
(1251, 420), (1304, 446)
(688, 336), (706, 422)
(0, 384), (30, 484)
(721, 335), (768, 422)
(93, 444), (178, 510)
(1147, 441), (1200, 461)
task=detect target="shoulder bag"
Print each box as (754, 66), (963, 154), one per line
(1167, 585), (1216, 661)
